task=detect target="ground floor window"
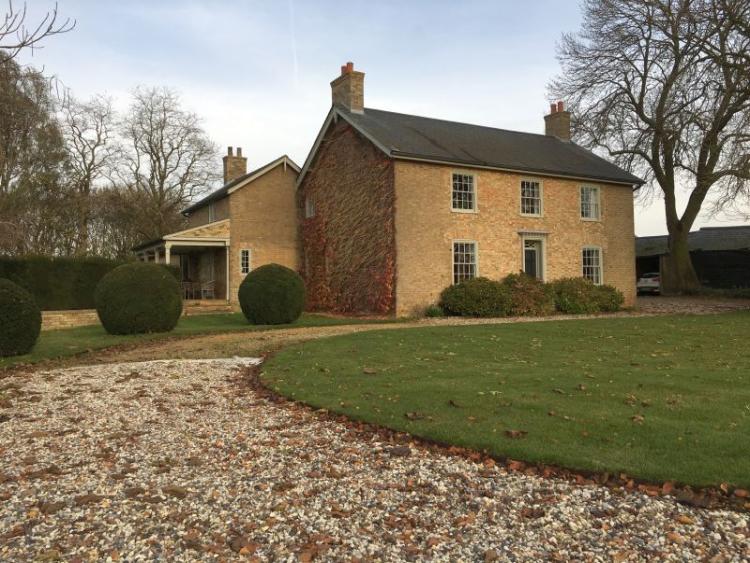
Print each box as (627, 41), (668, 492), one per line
(453, 241), (477, 284)
(240, 249), (251, 274)
(582, 246), (602, 285)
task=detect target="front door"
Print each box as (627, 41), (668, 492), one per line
(524, 239), (543, 280)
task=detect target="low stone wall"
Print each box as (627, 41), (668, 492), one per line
(42, 310), (100, 331)
(41, 302), (236, 331)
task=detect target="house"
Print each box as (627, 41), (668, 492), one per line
(296, 63), (643, 316)
(134, 62), (643, 316)
(133, 150), (300, 304)
(636, 226), (750, 288)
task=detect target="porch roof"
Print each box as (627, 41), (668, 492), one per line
(132, 219), (230, 253)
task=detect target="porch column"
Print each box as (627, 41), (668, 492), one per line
(164, 243), (171, 266)
(225, 245), (230, 302)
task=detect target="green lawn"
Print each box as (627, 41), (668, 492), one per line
(0, 312), (389, 369)
(262, 312), (750, 489)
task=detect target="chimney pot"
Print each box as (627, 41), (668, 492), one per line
(341, 64), (346, 75)
(557, 100), (565, 112)
(550, 103), (557, 114)
(227, 146), (233, 156)
(236, 147), (242, 157)
(345, 61), (354, 73)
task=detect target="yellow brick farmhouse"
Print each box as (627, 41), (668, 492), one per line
(136, 63), (643, 316)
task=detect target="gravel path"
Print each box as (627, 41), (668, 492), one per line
(1, 359), (748, 562)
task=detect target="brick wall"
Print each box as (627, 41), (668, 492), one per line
(393, 161), (636, 315)
(298, 120), (396, 313)
(228, 164), (299, 304)
(42, 310), (100, 331)
(185, 197), (229, 229)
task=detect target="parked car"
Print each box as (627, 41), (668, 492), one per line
(637, 272), (661, 295)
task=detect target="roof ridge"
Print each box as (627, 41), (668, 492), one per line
(363, 106), (559, 140)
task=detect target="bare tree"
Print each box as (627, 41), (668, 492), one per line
(117, 86), (219, 240)
(1, 1), (74, 62)
(551, 0), (750, 292)
(60, 93), (116, 255)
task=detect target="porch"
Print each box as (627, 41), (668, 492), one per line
(133, 220), (231, 302)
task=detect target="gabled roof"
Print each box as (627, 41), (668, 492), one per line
(298, 107), (644, 187)
(183, 155), (300, 215)
(636, 226), (750, 257)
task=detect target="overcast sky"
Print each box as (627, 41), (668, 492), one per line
(17, 0), (748, 236)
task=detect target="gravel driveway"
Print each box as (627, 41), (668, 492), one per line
(0, 359), (747, 562)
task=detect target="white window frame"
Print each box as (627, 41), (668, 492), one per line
(305, 194), (316, 218)
(582, 246), (603, 285)
(240, 248), (251, 275)
(580, 185), (601, 221)
(521, 235), (547, 282)
(208, 202), (216, 223)
(452, 240), (478, 284)
(451, 171), (478, 213)
(520, 178), (543, 217)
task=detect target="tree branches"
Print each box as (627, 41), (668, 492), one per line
(0, 1), (74, 62)
(551, 0), (750, 290)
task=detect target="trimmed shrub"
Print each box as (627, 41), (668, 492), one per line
(439, 277), (512, 317)
(548, 278), (626, 314)
(501, 272), (556, 316)
(593, 284), (625, 312)
(94, 263), (182, 335)
(238, 263), (305, 325)
(0, 278), (42, 357)
(424, 304), (445, 318)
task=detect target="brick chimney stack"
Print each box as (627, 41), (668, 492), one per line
(544, 100), (571, 141)
(331, 61), (364, 113)
(223, 146), (247, 184)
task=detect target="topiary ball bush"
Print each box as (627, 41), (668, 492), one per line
(238, 263), (305, 325)
(501, 272), (556, 316)
(439, 277), (512, 317)
(95, 262), (182, 335)
(0, 278), (42, 357)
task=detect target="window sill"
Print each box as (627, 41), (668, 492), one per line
(451, 208), (478, 214)
(520, 213), (543, 218)
(581, 217), (602, 222)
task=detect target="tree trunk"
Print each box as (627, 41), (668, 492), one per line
(661, 227), (700, 293)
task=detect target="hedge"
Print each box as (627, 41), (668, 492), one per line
(437, 275), (626, 318)
(0, 256), (179, 311)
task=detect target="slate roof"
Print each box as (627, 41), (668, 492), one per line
(333, 107), (644, 186)
(636, 226), (750, 257)
(182, 155), (299, 215)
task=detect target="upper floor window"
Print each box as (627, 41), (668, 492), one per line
(208, 202), (216, 223)
(453, 241), (477, 284)
(580, 186), (601, 220)
(582, 246), (602, 285)
(452, 173), (476, 211)
(305, 195), (316, 218)
(240, 249), (251, 274)
(521, 180), (542, 216)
